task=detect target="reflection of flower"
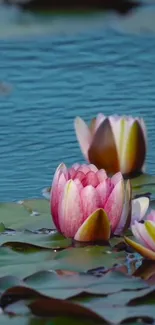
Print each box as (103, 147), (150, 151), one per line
(125, 212), (155, 260)
(50, 163), (149, 242)
(74, 114), (147, 176)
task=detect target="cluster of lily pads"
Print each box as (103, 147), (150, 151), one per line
(2, 114), (155, 324)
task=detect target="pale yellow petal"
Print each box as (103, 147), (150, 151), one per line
(74, 208), (111, 242)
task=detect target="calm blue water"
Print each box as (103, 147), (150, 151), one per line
(0, 4), (155, 202)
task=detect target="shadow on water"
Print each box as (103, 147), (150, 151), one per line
(0, 2), (155, 38)
(3, 0), (141, 15)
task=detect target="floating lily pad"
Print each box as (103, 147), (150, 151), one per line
(0, 203), (30, 229)
(22, 199), (50, 215)
(0, 200), (55, 231)
(0, 223), (5, 233)
(54, 246), (127, 272)
(0, 315), (30, 325)
(131, 173), (155, 198)
(23, 270), (149, 299)
(1, 285), (155, 324)
(0, 231), (71, 251)
(82, 287), (154, 307)
(0, 247), (57, 278)
(0, 196), (153, 324)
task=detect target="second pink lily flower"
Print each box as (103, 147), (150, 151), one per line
(125, 211), (155, 260)
(50, 163), (149, 241)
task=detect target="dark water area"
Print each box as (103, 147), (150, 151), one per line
(0, 3), (155, 202)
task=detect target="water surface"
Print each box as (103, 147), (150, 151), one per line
(0, 4), (155, 201)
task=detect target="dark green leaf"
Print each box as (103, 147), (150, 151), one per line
(131, 173), (155, 197)
(24, 270), (148, 298)
(0, 232), (71, 251)
(0, 200), (55, 231)
(0, 247), (56, 278)
(54, 246), (126, 272)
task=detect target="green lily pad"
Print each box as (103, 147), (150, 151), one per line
(0, 275), (24, 294)
(23, 270), (148, 299)
(0, 203), (31, 229)
(0, 223), (5, 233)
(0, 247), (57, 278)
(0, 315), (100, 325)
(0, 231), (71, 251)
(0, 287), (106, 323)
(4, 300), (30, 316)
(22, 199), (50, 215)
(0, 200), (55, 231)
(81, 303), (155, 324)
(2, 286), (154, 324)
(0, 315), (30, 325)
(53, 246), (126, 272)
(83, 287), (154, 307)
(131, 173), (155, 197)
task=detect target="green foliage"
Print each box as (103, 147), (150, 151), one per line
(0, 198), (154, 324)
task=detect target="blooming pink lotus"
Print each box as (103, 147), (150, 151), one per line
(50, 163), (149, 242)
(125, 210), (155, 260)
(74, 114), (147, 176)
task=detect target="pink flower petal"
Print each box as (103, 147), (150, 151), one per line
(132, 221), (155, 251)
(88, 164), (98, 172)
(50, 163), (69, 230)
(95, 113), (106, 131)
(68, 167), (76, 179)
(51, 173), (67, 231)
(131, 222), (146, 247)
(131, 197), (149, 223)
(96, 179), (112, 208)
(74, 178), (83, 192)
(77, 164), (91, 174)
(74, 117), (92, 160)
(52, 163), (68, 188)
(58, 180), (83, 238)
(82, 171), (99, 188)
(73, 171), (86, 182)
(114, 180), (131, 235)
(96, 169), (107, 183)
(104, 179), (124, 232)
(72, 163), (81, 170)
(146, 210), (155, 222)
(138, 117), (147, 146)
(80, 185), (100, 222)
(111, 172), (123, 186)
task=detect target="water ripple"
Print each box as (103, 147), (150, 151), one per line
(0, 6), (155, 200)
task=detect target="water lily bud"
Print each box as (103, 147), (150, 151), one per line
(74, 114), (147, 176)
(50, 163), (149, 242)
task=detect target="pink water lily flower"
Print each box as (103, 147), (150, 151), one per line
(125, 210), (155, 260)
(50, 163), (149, 242)
(74, 114), (147, 176)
